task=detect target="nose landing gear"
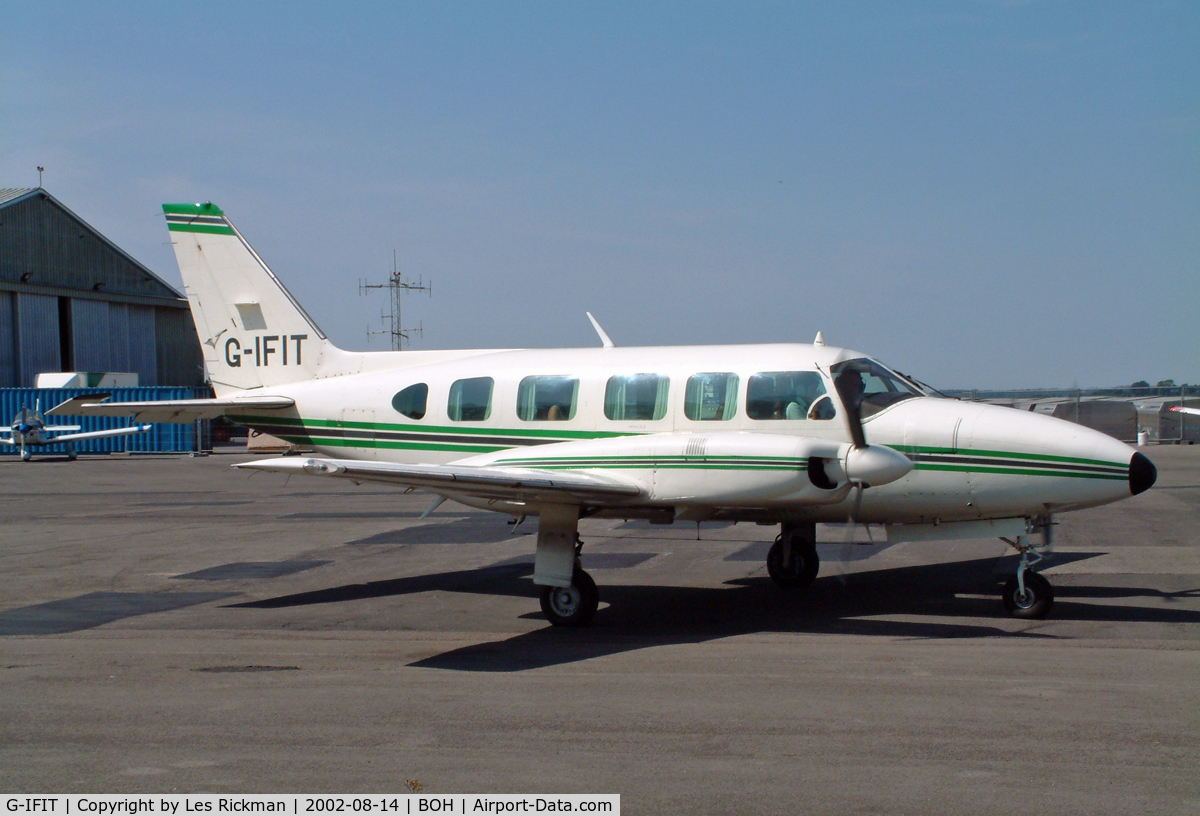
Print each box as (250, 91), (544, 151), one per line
(1000, 530), (1054, 619)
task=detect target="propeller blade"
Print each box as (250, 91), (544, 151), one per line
(833, 367), (867, 450)
(836, 483), (866, 586)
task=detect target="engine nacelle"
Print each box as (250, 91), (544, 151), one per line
(471, 431), (859, 508)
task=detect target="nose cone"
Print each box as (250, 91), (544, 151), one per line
(1129, 452), (1157, 496)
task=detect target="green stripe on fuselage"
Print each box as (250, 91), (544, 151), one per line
(915, 463), (1127, 481)
(244, 417), (1129, 480)
(894, 444), (1125, 470)
(229, 414), (630, 442)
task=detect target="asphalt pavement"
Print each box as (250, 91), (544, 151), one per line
(0, 446), (1197, 814)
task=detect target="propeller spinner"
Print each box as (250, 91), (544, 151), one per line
(831, 362), (913, 489)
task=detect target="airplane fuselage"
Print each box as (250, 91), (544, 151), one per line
(226, 341), (1145, 526)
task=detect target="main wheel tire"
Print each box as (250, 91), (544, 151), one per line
(766, 535), (820, 589)
(540, 567), (599, 627)
(1002, 571), (1054, 619)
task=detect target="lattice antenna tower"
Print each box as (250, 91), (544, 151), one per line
(359, 249), (432, 350)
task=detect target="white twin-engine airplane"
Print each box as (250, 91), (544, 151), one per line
(52, 202), (1158, 626)
(3, 402), (152, 461)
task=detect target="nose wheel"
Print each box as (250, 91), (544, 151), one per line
(1003, 571), (1054, 618)
(1000, 531), (1055, 619)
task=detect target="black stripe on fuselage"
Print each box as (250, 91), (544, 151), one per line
(910, 452), (1127, 476)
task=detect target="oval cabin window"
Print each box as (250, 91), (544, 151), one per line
(392, 383), (429, 420)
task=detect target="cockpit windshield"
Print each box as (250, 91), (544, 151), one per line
(829, 358), (922, 418)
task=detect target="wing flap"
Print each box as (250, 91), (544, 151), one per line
(235, 457), (644, 505)
(47, 395), (296, 423)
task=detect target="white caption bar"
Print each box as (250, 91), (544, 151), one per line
(4, 797), (619, 816)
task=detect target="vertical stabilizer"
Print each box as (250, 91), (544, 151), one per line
(164, 203), (342, 395)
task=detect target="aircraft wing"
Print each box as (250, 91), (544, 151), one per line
(47, 395), (296, 423)
(235, 457), (645, 506)
(41, 425), (154, 444)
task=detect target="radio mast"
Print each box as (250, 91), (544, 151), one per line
(359, 249), (431, 350)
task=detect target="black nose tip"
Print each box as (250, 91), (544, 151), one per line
(1129, 451), (1157, 496)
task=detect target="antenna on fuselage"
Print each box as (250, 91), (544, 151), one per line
(814, 331), (825, 346)
(586, 312), (615, 348)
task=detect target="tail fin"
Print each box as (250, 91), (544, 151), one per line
(163, 203), (341, 394)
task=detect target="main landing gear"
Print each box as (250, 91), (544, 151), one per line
(766, 521), (820, 589)
(539, 560), (599, 628)
(1000, 530), (1054, 619)
(534, 505), (599, 627)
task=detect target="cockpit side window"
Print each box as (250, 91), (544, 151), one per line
(830, 358), (921, 418)
(746, 371), (828, 420)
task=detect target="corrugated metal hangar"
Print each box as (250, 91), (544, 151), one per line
(0, 187), (203, 388)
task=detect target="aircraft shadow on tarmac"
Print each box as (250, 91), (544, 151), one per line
(229, 551), (1200, 672)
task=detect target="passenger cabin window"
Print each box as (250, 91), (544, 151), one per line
(830, 359), (921, 418)
(684, 373), (738, 421)
(448, 377), (494, 421)
(605, 374), (669, 421)
(747, 371), (829, 420)
(391, 383), (428, 420)
(517, 376), (579, 421)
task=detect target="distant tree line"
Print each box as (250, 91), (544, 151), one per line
(943, 380), (1196, 400)
(1129, 380), (1195, 396)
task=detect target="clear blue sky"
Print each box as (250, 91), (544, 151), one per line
(2, 2), (1196, 389)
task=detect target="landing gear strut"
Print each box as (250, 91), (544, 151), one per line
(534, 506), (599, 627)
(1000, 530), (1054, 619)
(766, 522), (819, 589)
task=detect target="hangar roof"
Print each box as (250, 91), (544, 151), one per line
(0, 187), (186, 306)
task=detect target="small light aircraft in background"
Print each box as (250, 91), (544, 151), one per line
(3, 401), (152, 461)
(52, 202), (1158, 626)
(1169, 405), (1199, 417)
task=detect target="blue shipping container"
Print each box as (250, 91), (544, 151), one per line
(1, 387), (215, 455)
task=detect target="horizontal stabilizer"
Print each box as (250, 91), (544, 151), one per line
(235, 457), (644, 506)
(48, 395), (296, 423)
